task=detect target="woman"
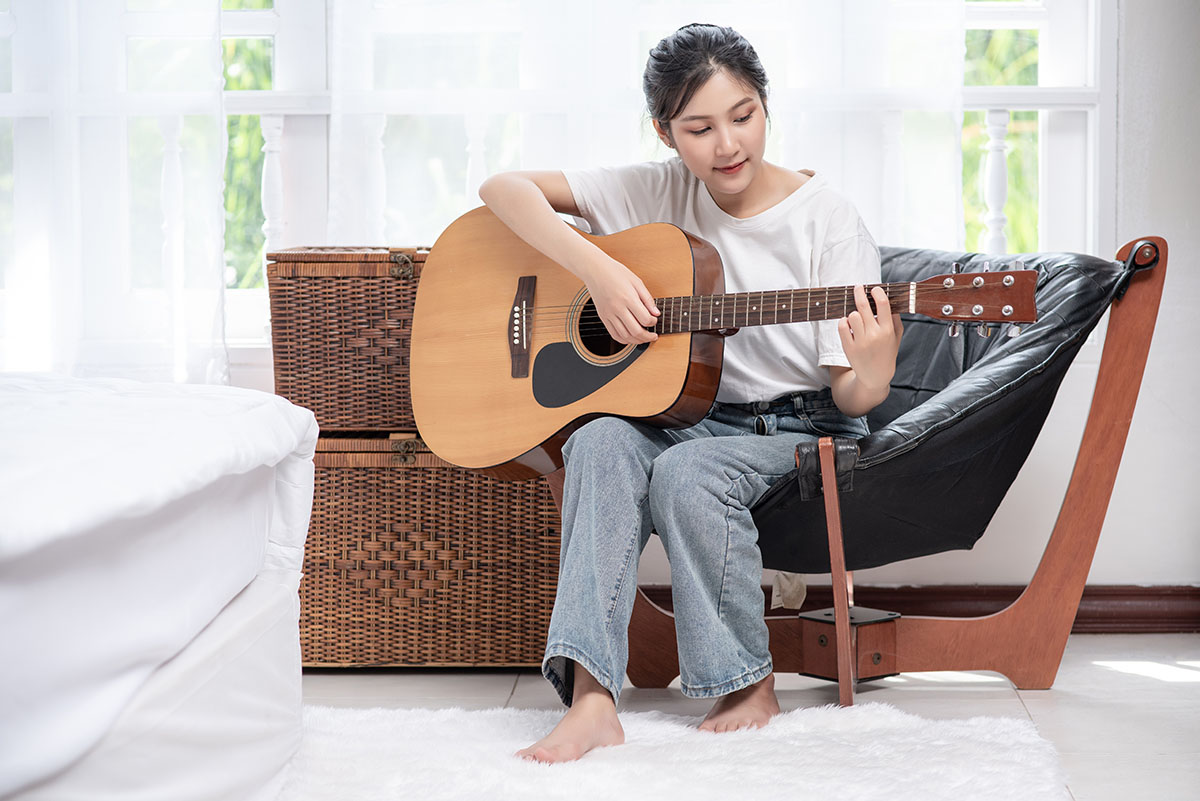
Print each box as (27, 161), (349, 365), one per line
(479, 23), (902, 763)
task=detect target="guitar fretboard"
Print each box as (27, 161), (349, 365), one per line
(652, 282), (911, 334)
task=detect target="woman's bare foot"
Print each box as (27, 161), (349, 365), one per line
(516, 663), (624, 763)
(699, 672), (780, 733)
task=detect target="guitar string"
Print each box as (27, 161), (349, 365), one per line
(521, 294), (1007, 329)
(481, 283), (1023, 345)
(508, 285), (919, 312)
(513, 284), (999, 335)
(510, 282), (999, 314)
(514, 304), (1013, 339)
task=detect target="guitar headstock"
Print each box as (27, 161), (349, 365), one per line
(913, 262), (1038, 325)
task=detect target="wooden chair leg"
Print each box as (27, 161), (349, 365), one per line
(892, 238), (1168, 688)
(544, 467), (565, 512)
(626, 587), (682, 687)
(818, 437), (856, 706)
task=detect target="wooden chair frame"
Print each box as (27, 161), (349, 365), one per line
(548, 236), (1168, 705)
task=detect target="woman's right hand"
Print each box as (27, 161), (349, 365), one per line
(580, 256), (661, 345)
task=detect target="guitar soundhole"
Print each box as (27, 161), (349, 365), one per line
(577, 299), (624, 358)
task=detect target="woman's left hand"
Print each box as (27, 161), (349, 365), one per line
(838, 284), (903, 396)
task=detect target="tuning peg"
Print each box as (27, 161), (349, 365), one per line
(1007, 325), (1021, 338)
(981, 260), (991, 272)
(1013, 260), (1025, 270)
(977, 324), (993, 338)
(948, 322), (961, 338)
(951, 261), (964, 274)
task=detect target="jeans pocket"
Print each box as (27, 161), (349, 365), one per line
(804, 407), (870, 439)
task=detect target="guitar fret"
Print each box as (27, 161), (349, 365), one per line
(639, 272), (1029, 337)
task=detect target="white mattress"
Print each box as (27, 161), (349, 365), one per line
(0, 373), (318, 798)
(14, 568), (305, 801)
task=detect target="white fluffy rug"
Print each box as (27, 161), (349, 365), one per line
(280, 702), (1068, 801)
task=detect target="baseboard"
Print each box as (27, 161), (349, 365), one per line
(639, 584), (1200, 634)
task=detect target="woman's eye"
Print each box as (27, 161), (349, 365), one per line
(689, 127), (711, 136)
(735, 112), (754, 124)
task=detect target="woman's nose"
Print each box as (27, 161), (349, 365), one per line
(714, 127), (737, 156)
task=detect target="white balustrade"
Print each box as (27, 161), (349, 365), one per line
(260, 114), (285, 253)
(365, 113), (387, 244)
(158, 113), (186, 382)
(983, 108), (1010, 254)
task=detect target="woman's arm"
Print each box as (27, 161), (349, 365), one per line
(478, 171), (659, 344)
(828, 284), (903, 418)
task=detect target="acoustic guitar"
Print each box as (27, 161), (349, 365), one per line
(410, 206), (1037, 480)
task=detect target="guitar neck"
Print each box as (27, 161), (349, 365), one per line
(653, 282), (912, 334)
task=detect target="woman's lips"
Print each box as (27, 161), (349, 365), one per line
(716, 159), (747, 175)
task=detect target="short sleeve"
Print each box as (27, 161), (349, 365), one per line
(562, 160), (682, 235)
(815, 214), (882, 368)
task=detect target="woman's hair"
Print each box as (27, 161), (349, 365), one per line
(643, 24), (769, 133)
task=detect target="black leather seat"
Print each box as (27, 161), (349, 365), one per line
(752, 246), (1136, 573)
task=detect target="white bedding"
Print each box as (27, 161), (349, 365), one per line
(0, 373), (316, 560)
(0, 373), (318, 798)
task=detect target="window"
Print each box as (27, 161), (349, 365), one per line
(961, 0), (1111, 255)
(220, 0), (1111, 350)
(220, 0), (326, 344)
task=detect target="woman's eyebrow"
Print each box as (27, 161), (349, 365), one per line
(678, 96), (755, 123)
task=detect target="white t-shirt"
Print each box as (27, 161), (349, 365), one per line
(563, 157), (881, 403)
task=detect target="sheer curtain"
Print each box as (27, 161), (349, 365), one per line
(327, 0), (965, 250)
(0, 0), (227, 382)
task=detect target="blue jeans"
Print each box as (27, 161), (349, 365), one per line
(542, 388), (869, 707)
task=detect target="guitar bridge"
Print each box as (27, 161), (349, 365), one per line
(510, 276), (536, 378)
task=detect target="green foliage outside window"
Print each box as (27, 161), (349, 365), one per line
(963, 29), (1039, 253)
(225, 115), (266, 289)
(223, 37), (272, 288)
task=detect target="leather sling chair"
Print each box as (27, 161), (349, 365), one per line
(596, 235), (1166, 706)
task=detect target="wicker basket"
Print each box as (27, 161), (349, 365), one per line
(266, 246), (427, 432)
(301, 435), (562, 666)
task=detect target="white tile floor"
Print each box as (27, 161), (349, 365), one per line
(303, 633), (1200, 801)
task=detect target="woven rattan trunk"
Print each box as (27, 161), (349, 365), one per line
(266, 246), (427, 431)
(302, 436), (561, 666)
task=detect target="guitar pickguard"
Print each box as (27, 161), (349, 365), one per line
(531, 342), (648, 408)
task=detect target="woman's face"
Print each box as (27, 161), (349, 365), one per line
(656, 69), (768, 207)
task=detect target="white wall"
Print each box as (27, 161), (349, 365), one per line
(235, 1), (1200, 588)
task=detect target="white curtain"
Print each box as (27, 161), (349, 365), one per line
(328, 0), (964, 250)
(0, 0), (227, 382)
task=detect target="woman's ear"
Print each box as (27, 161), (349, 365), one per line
(652, 119), (675, 149)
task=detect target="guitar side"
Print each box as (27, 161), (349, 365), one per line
(410, 207), (724, 480)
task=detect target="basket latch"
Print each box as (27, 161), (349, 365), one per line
(389, 251), (415, 279)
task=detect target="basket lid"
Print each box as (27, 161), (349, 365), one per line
(316, 433), (427, 453)
(266, 246), (426, 263)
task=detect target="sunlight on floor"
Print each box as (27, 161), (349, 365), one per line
(1093, 661), (1200, 682)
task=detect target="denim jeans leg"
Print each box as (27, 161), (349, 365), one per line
(647, 429), (811, 699)
(542, 416), (696, 707)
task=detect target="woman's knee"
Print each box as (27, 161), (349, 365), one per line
(648, 441), (724, 507)
(563, 416), (651, 463)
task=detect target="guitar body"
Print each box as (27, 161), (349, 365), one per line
(410, 207), (725, 480)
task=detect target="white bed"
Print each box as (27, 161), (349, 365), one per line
(0, 373), (318, 801)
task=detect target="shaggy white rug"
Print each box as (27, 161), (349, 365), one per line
(279, 702), (1068, 801)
